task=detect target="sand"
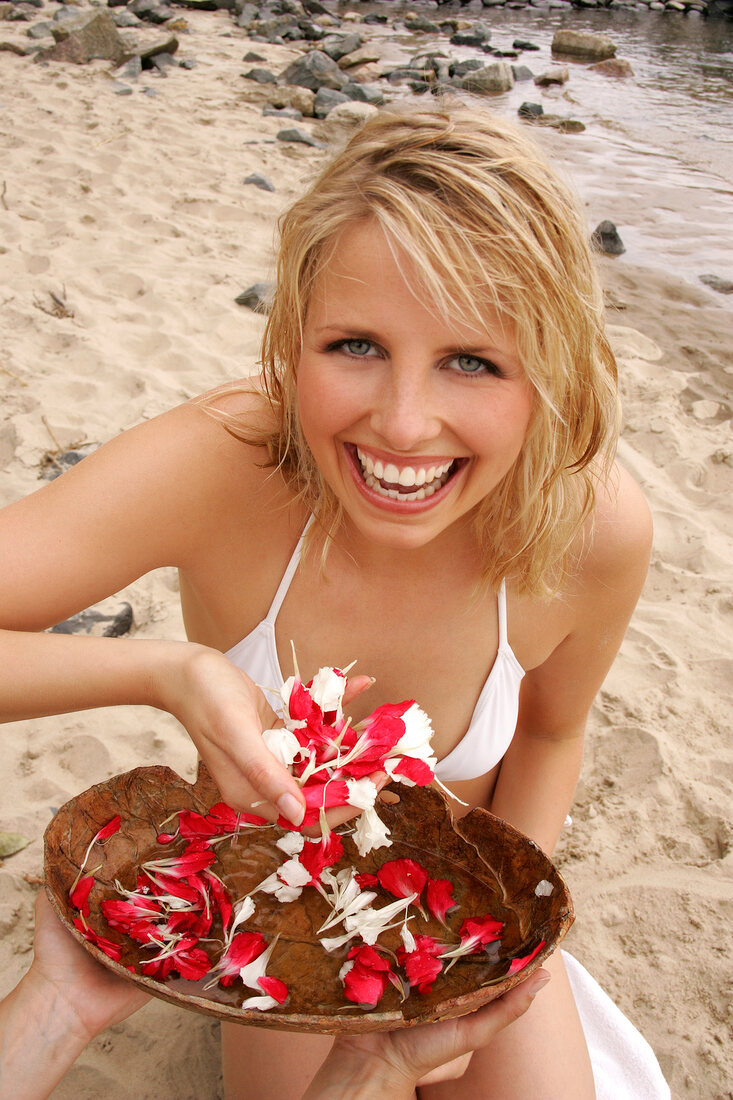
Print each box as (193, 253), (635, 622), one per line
(0, 8), (731, 1099)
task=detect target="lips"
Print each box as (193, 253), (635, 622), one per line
(345, 444), (464, 504)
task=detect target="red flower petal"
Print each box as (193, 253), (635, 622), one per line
(507, 940), (546, 975)
(218, 931), (268, 978)
(94, 815), (121, 843)
(299, 832), (344, 885)
(426, 878), (457, 923)
(178, 810), (219, 841)
(355, 872), (380, 889)
(377, 858), (429, 901)
(72, 917), (123, 962)
(257, 975), (288, 1004)
(343, 963), (389, 1008)
(397, 938), (444, 995)
(69, 875), (95, 917)
(203, 870), (233, 933)
(174, 946), (211, 980)
(459, 914), (504, 950)
(390, 756), (434, 786)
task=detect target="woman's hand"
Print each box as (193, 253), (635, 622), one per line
(303, 969), (551, 1099)
(161, 644), (378, 827)
(27, 892), (150, 1043)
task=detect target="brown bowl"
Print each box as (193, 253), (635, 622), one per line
(44, 763), (573, 1033)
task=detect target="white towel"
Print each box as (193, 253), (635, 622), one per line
(563, 951), (671, 1100)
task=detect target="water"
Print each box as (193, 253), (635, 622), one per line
(349, 3), (733, 301)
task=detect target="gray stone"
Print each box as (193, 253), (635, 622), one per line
(27, 21), (54, 38)
(243, 49), (266, 61)
(341, 81), (384, 106)
(263, 104), (303, 119)
(513, 38), (540, 50)
(518, 101), (543, 118)
(40, 444), (100, 481)
(127, 0), (174, 23)
(320, 31), (361, 61)
(552, 29), (616, 60)
(137, 34), (178, 66)
(591, 220), (625, 255)
(244, 172), (275, 192)
(512, 65), (534, 82)
(179, 57), (196, 69)
(113, 11), (142, 27)
(450, 27), (490, 46)
(280, 49), (346, 91)
(119, 53), (142, 79)
(34, 10), (128, 65)
(277, 126), (323, 147)
(314, 85), (349, 117)
(406, 14), (440, 32)
(450, 58), (484, 77)
(111, 79), (133, 94)
(458, 61), (513, 94)
(236, 2), (259, 25)
(244, 66), (277, 83)
(49, 602), (134, 639)
(699, 274), (733, 295)
(235, 282), (275, 312)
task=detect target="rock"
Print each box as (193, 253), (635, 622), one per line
(137, 34), (178, 66)
(518, 101), (543, 119)
(591, 220), (625, 255)
(111, 80), (133, 94)
(512, 64), (534, 81)
(699, 274), (733, 294)
(277, 126), (324, 147)
(589, 57), (633, 77)
(450, 58), (484, 78)
(244, 172), (275, 192)
(113, 11), (143, 27)
(49, 601), (134, 639)
(266, 84), (315, 116)
(541, 117), (585, 133)
(118, 52), (142, 79)
(263, 103), (303, 119)
(127, 0), (175, 23)
(458, 61), (513, 94)
(534, 66), (569, 86)
(34, 10), (128, 64)
(235, 282), (275, 313)
(243, 66), (277, 83)
(314, 86), (349, 117)
(236, 2), (259, 25)
(361, 12), (387, 24)
(513, 39), (540, 50)
(149, 50), (176, 73)
(341, 81), (383, 106)
(450, 27), (490, 46)
(337, 45), (382, 69)
(319, 31), (361, 61)
(27, 21), (55, 39)
(552, 29), (616, 60)
(406, 14), (440, 32)
(243, 49), (266, 61)
(313, 99), (377, 142)
(280, 49), (346, 91)
(179, 57), (196, 69)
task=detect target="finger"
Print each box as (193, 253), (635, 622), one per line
(342, 674), (375, 706)
(198, 734), (306, 827)
(451, 969), (552, 1052)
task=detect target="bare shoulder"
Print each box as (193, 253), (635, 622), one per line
(0, 382), (290, 629)
(581, 463), (653, 589)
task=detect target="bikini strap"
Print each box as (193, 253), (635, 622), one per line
(497, 578), (509, 650)
(263, 518), (313, 625)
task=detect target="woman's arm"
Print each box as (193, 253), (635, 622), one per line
(0, 402), (308, 822)
(491, 468), (653, 853)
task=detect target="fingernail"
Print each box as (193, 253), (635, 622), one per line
(368, 677), (376, 686)
(277, 792), (305, 827)
(527, 971), (551, 998)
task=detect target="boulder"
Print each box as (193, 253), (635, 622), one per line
(244, 172), (275, 192)
(341, 81), (384, 106)
(534, 66), (569, 86)
(34, 10), (128, 64)
(266, 83), (316, 116)
(518, 101), (543, 119)
(235, 282), (275, 313)
(280, 49), (346, 90)
(314, 86), (349, 117)
(458, 61), (514, 94)
(320, 31), (362, 61)
(277, 126), (324, 147)
(243, 66), (277, 83)
(591, 220), (625, 256)
(552, 29), (616, 61)
(313, 99), (377, 142)
(589, 57), (633, 77)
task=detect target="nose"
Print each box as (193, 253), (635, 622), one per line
(369, 365), (442, 453)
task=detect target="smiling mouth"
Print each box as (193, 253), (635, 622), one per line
(347, 445), (463, 502)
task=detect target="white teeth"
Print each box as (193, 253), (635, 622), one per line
(354, 447), (456, 501)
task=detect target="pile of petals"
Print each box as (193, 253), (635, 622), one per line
(66, 667), (547, 1013)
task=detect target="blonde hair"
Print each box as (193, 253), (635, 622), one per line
(217, 103), (620, 596)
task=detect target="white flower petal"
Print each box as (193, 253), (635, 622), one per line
(276, 832), (305, 856)
(345, 777), (378, 811)
(352, 806), (392, 857)
(401, 924), (417, 953)
(241, 994), (279, 1011)
(239, 942), (275, 990)
(309, 667), (346, 716)
(278, 858), (312, 888)
(228, 896), (256, 940)
(535, 879), (554, 897)
(262, 727), (301, 769)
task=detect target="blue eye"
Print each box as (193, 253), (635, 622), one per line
(342, 339), (374, 357)
(446, 354), (501, 378)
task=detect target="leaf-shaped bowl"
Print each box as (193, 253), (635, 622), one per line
(44, 764), (573, 1033)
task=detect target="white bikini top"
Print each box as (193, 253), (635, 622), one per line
(225, 525), (525, 783)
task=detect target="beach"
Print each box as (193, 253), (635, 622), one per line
(0, 4), (732, 1096)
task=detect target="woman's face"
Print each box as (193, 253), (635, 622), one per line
(296, 221), (534, 553)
